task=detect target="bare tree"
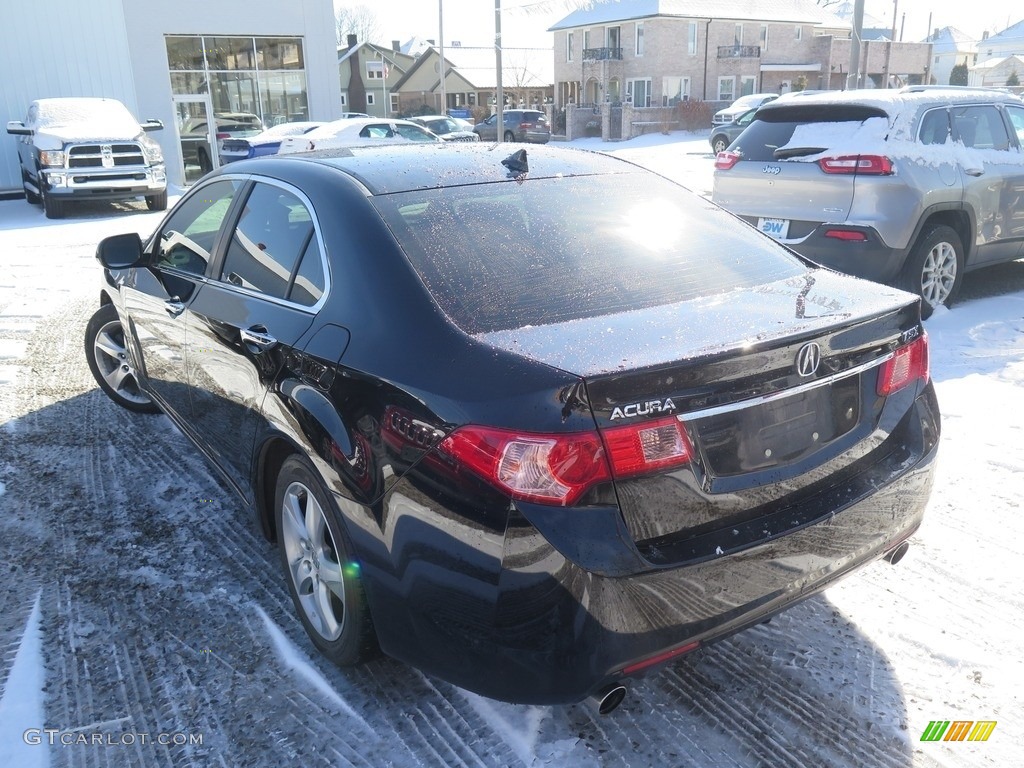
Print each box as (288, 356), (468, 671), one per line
(335, 3), (382, 46)
(814, 0), (843, 7)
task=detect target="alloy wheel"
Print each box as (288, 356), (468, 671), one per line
(920, 240), (958, 308)
(91, 320), (150, 405)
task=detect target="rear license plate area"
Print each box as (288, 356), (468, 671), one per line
(758, 217), (790, 240)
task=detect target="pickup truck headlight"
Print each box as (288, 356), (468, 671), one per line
(141, 138), (164, 164)
(40, 150), (66, 167)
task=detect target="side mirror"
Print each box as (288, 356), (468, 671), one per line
(6, 120), (31, 136)
(141, 119), (164, 132)
(96, 233), (144, 270)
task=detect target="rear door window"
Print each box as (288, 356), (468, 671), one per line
(952, 105), (1011, 150)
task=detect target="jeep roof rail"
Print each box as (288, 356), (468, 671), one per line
(900, 85), (1011, 95)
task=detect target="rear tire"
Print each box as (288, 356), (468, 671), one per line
(85, 304), (159, 413)
(146, 190), (168, 211)
(197, 148), (212, 174)
(503, 130), (515, 143)
(711, 135), (729, 154)
(900, 224), (963, 319)
(275, 454), (377, 666)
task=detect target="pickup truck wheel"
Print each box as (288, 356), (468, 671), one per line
(711, 135), (729, 154)
(22, 168), (40, 205)
(197, 148), (212, 174)
(41, 187), (65, 219)
(146, 191), (168, 211)
(901, 224), (963, 319)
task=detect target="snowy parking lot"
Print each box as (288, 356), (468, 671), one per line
(0, 133), (1022, 767)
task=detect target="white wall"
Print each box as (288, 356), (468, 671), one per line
(0, 0), (137, 194)
(0, 0), (342, 194)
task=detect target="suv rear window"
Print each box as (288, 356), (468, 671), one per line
(733, 104), (888, 161)
(372, 174), (805, 334)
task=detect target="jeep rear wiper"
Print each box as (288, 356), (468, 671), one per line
(773, 146), (826, 159)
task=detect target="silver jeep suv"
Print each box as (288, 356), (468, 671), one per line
(712, 87), (1024, 315)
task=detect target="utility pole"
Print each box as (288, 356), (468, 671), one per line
(848, 0), (865, 89)
(438, 0), (447, 115)
(495, 0), (504, 142)
(883, 0), (898, 87)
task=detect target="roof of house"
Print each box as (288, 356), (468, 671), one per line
(985, 19), (1024, 44)
(548, 0), (846, 31)
(970, 55), (1024, 72)
(390, 45), (554, 93)
(923, 26), (978, 53)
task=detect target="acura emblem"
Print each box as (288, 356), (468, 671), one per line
(796, 342), (821, 377)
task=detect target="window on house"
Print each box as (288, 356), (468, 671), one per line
(718, 76), (735, 101)
(740, 76), (756, 96)
(366, 60), (384, 79)
(341, 93), (348, 106)
(636, 22), (644, 56)
(391, 94), (400, 113)
(795, 26), (802, 41)
(584, 30), (590, 51)
(367, 92), (376, 105)
(568, 32), (574, 62)
(662, 76), (690, 105)
(627, 78), (652, 107)
(760, 25), (768, 51)
(688, 23), (697, 56)
(607, 25), (621, 53)
(734, 24), (743, 46)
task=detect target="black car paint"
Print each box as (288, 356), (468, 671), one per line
(96, 144), (938, 704)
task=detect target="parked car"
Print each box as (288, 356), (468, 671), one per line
(181, 112), (264, 172)
(85, 143), (938, 711)
(277, 118), (440, 154)
(472, 109), (550, 143)
(708, 107), (757, 154)
(410, 115), (480, 142)
(220, 121), (325, 163)
(711, 93), (778, 126)
(712, 86), (1024, 316)
(6, 97), (166, 218)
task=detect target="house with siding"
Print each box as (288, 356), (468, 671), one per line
(924, 27), (978, 86)
(548, 0), (931, 109)
(338, 38), (418, 117)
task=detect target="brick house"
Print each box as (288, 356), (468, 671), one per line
(549, 0), (932, 109)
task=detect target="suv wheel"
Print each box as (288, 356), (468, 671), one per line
(275, 455), (377, 666)
(503, 130), (515, 143)
(901, 224), (963, 318)
(711, 135), (729, 154)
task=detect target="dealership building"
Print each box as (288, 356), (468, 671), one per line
(0, 0), (342, 194)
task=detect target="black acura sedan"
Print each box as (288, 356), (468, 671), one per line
(85, 143), (938, 712)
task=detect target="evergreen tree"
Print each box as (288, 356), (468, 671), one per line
(1008, 71), (1021, 87)
(949, 62), (969, 86)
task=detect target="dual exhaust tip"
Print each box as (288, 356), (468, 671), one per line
(585, 541), (910, 716)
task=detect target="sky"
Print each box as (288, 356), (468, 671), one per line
(333, 0), (1019, 50)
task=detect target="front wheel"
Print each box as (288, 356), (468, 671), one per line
(275, 455), (377, 666)
(84, 304), (159, 413)
(900, 224), (964, 319)
(42, 186), (65, 219)
(711, 135), (729, 154)
(146, 190), (168, 211)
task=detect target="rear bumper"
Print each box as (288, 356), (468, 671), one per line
(368, 384), (939, 704)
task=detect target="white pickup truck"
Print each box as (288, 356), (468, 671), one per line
(6, 97), (167, 219)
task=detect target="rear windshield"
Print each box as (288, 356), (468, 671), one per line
(371, 174), (806, 334)
(733, 105), (888, 161)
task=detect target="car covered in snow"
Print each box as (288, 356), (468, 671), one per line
(84, 143), (939, 710)
(712, 86), (1024, 316)
(711, 93), (778, 126)
(219, 121), (325, 163)
(277, 118), (440, 154)
(409, 115), (480, 142)
(6, 97), (167, 218)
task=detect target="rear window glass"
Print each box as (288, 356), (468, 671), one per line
(733, 105), (888, 161)
(372, 174), (806, 334)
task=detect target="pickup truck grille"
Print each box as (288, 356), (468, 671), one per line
(67, 143), (146, 169)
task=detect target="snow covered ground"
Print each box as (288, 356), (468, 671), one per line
(0, 133), (1022, 767)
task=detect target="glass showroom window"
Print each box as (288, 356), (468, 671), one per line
(166, 35), (309, 126)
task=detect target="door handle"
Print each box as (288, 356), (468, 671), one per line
(164, 298), (185, 316)
(964, 168), (985, 177)
(240, 326), (278, 351)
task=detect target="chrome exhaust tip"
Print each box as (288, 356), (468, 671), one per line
(884, 541), (910, 565)
(586, 683), (627, 715)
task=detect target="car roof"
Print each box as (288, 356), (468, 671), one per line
(265, 143), (641, 196)
(759, 86), (1021, 116)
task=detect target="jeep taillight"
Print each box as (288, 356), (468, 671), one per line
(818, 155), (893, 175)
(715, 151), (741, 170)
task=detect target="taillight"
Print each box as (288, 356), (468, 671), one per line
(824, 229), (868, 242)
(877, 333), (929, 396)
(714, 151), (740, 170)
(439, 426), (609, 505)
(438, 416), (693, 506)
(519, 122), (532, 129)
(818, 155), (893, 175)
(601, 416), (692, 479)
(216, 132), (230, 139)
